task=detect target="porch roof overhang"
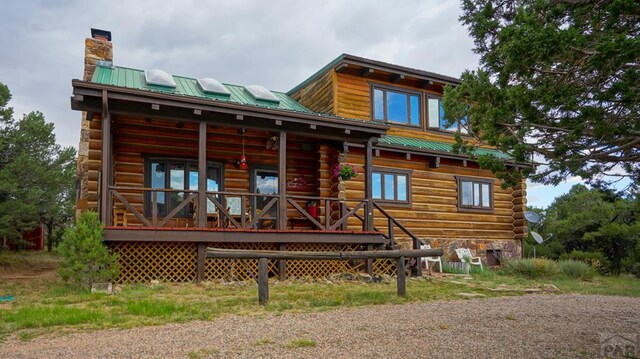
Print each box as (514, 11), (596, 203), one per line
(71, 80), (388, 142)
(372, 135), (534, 168)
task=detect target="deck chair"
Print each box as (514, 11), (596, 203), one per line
(420, 244), (442, 273)
(455, 248), (483, 272)
(192, 197), (220, 228)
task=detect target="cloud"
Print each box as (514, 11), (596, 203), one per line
(0, 0), (475, 149)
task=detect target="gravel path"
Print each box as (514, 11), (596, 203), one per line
(2, 294), (639, 358)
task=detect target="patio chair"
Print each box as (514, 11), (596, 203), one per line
(192, 197), (220, 228)
(420, 244), (442, 273)
(454, 248), (483, 272)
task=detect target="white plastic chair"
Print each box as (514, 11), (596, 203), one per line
(420, 244), (442, 273)
(455, 248), (483, 272)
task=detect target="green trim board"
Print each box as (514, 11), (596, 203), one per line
(377, 135), (512, 160)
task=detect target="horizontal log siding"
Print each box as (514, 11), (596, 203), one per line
(334, 72), (494, 145)
(344, 148), (517, 245)
(97, 115), (318, 227)
(289, 71), (334, 115)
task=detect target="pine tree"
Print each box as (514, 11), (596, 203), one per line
(58, 212), (120, 287)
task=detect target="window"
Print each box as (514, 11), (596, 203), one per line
(145, 159), (222, 217)
(427, 97), (468, 134)
(250, 166), (278, 228)
(456, 176), (493, 211)
(372, 168), (411, 205)
(372, 86), (421, 126)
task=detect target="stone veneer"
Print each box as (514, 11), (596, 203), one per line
(425, 238), (521, 264)
(76, 37), (112, 217)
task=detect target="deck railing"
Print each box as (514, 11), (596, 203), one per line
(106, 186), (376, 232)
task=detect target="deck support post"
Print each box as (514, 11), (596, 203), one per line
(196, 243), (206, 283)
(364, 140), (373, 231)
(396, 255), (406, 297)
(278, 243), (287, 280)
(365, 243), (373, 275)
(277, 131), (287, 230)
(100, 90), (112, 225)
(197, 121), (207, 228)
(258, 257), (269, 305)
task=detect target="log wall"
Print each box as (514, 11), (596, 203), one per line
(88, 115), (320, 227)
(289, 71), (334, 115)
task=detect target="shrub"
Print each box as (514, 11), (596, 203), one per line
(558, 260), (595, 281)
(57, 211), (119, 288)
(559, 250), (610, 274)
(503, 258), (559, 279)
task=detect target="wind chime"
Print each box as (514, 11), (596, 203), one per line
(238, 129), (248, 169)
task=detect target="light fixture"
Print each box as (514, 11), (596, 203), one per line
(237, 129), (248, 169)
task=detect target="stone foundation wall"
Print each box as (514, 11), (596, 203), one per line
(423, 238), (521, 264)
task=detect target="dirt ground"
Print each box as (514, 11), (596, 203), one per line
(1, 294), (639, 359)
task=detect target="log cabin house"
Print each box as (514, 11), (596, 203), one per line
(72, 29), (528, 283)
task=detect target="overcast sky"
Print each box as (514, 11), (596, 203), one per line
(0, 0), (576, 207)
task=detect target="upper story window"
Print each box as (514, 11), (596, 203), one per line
(372, 86), (421, 127)
(456, 176), (493, 212)
(372, 168), (412, 205)
(427, 97), (468, 134)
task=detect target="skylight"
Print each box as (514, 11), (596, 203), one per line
(197, 78), (231, 96)
(244, 85), (280, 103)
(144, 69), (176, 88)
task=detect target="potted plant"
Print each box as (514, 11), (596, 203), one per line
(332, 164), (358, 181)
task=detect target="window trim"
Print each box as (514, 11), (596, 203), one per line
(426, 95), (469, 135)
(371, 166), (413, 207)
(370, 83), (423, 128)
(455, 175), (494, 213)
(143, 157), (224, 218)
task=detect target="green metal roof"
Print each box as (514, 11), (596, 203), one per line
(91, 65), (313, 113)
(378, 135), (512, 160)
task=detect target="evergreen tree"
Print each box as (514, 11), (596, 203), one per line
(58, 211), (119, 287)
(0, 82), (76, 249)
(443, 0), (640, 189)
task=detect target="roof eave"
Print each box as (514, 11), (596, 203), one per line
(374, 142), (533, 168)
(287, 53), (461, 96)
(71, 79), (389, 137)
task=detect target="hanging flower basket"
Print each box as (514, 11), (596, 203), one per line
(332, 164), (358, 181)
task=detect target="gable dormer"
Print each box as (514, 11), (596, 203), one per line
(288, 54), (467, 142)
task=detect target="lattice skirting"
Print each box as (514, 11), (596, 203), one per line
(108, 241), (397, 283)
(108, 241), (197, 283)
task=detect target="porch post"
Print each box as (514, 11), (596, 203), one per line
(277, 131), (287, 230)
(364, 140), (373, 231)
(196, 243), (206, 283)
(100, 90), (112, 225)
(197, 121), (207, 228)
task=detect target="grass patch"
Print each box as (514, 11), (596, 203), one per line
(1, 251), (639, 341)
(0, 251), (59, 270)
(124, 299), (186, 317)
(254, 338), (274, 345)
(187, 348), (218, 359)
(284, 338), (317, 348)
(2, 306), (105, 330)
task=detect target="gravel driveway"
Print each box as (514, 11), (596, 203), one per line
(2, 294), (639, 358)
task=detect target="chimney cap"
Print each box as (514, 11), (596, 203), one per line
(90, 28), (112, 42)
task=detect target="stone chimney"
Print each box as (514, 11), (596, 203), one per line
(76, 29), (113, 217)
